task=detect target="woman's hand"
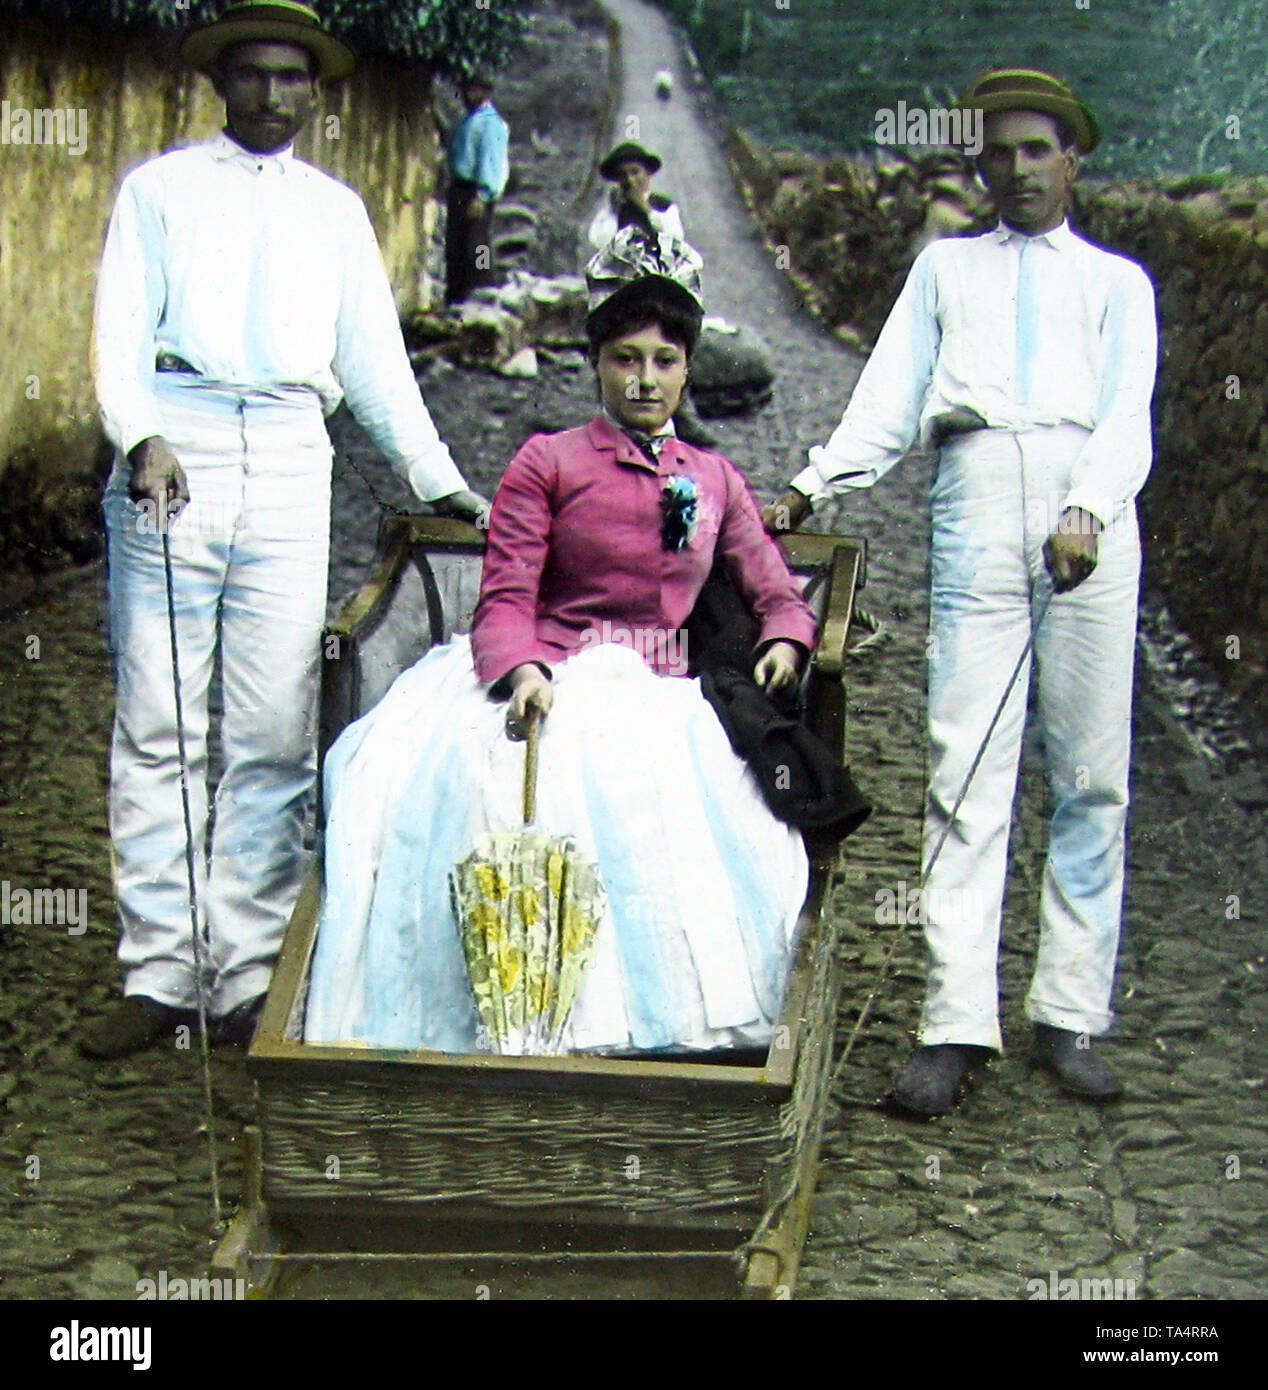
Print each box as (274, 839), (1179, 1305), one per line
(753, 640), (803, 695)
(506, 663), (553, 740)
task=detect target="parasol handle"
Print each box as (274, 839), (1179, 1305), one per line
(523, 709), (541, 826)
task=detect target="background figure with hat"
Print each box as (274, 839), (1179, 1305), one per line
(444, 72), (510, 305)
(765, 68), (1158, 1114)
(83, 1), (488, 1059)
(588, 146), (717, 445)
(587, 140), (685, 250)
(304, 229), (819, 1056)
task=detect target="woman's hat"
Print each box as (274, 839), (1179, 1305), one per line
(181, 1), (355, 83)
(598, 141), (663, 179)
(955, 68), (1100, 153)
(585, 227), (705, 347)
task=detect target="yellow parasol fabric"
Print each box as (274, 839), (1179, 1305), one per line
(450, 714), (604, 1054)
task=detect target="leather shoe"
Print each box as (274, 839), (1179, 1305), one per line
(1033, 1024), (1121, 1100)
(215, 994), (266, 1048)
(79, 996), (197, 1060)
(891, 1043), (986, 1116)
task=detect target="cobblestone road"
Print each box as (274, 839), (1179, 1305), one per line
(0, 0), (1264, 1303)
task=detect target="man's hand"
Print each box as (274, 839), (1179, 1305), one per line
(506, 663), (552, 739)
(754, 640), (802, 695)
(1043, 508), (1101, 592)
(624, 184), (652, 218)
(432, 489), (493, 529)
(761, 488), (812, 536)
(127, 436), (189, 528)
(466, 195), (490, 220)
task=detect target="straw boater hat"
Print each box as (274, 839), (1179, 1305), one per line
(598, 141), (663, 180)
(584, 226), (705, 350)
(955, 68), (1100, 153)
(181, 1), (355, 83)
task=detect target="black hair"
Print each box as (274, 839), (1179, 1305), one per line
(586, 293), (701, 364)
(1052, 115), (1078, 152)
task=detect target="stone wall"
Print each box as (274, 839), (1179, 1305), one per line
(1072, 178), (1268, 719)
(725, 128), (994, 352)
(0, 17), (438, 578)
(728, 131), (1268, 718)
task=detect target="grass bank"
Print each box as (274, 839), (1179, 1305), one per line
(653, 0), (1268, 181)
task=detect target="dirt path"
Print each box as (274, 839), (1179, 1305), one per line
(595, 0), (1268, 1305)
(598, 0), (814, 330)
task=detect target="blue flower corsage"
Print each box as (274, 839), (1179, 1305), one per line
(661, 475), (699, 551)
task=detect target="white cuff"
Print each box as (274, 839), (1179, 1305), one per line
(795, 448), (881, 506)
(790, 464), (829, 506)
(404, 452), (467, 504)
(1060, 489), (1116, 531)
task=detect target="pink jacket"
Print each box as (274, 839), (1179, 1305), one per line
(472, 414), (817, 686)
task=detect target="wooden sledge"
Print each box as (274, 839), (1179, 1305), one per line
(213, 515), (865, 1299)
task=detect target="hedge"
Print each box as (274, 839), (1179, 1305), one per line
(0, 0), (530, 77)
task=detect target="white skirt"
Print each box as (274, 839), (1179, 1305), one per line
(303, 637), (809, 1054)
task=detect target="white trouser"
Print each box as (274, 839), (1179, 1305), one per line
(919, 424), (1140, 1049)
(104, 377), (332, 1015)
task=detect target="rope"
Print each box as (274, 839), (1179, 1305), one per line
(922, 591), (1052, 881)
(162, 527), (223, 1228)
(827, 590), (1054, 1089)
(335, 448), (416, 519)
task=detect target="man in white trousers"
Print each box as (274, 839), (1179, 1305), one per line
(765, 69), (1158, 1114)
(82, 2), (488, 1058)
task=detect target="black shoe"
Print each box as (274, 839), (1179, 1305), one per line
(1032, 1024), (1121, 1100)
(891, 1043), (987, 1116)
(215, 994), (267, 1048)
(79, 996), (197, 1060)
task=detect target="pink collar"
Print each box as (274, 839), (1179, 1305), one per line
(584, 413), (691, 475)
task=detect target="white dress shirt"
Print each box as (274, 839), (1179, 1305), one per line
(587, 194), (685, 251)
(796, 221), (1158, 527)
(94, 132), (465, 501)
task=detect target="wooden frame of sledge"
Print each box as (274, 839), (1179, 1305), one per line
(212, 515), (864, 1300)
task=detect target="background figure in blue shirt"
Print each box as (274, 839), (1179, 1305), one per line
(445, 74), (510, 305)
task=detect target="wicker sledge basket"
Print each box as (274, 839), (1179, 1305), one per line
(212, 516), (867, 1299)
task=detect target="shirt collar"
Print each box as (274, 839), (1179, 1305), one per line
(599, 404), (677, 465)
(209, 129), (296, 171)
(588, 411), (683, 473)
(989, 218), (1075, 251)
(601, 403), (676, 445)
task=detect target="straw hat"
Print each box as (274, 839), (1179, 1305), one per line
(955, 68), (1100, 153)
(598, 142), (663, 180)
(181, 2), (355, 83)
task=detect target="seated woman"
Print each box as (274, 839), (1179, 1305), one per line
(303, 233), (817, 1055)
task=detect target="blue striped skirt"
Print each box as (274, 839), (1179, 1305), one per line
(303, 637), (808, 1054)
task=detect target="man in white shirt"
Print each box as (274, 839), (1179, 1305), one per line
(82, 1), (487, 1058)
(587, 142), (686, 251)
(766, 70), (1158, 1114)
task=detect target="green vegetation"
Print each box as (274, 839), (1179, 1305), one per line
(0, 0), (530, 77)
(653, 0), (1268, 180)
